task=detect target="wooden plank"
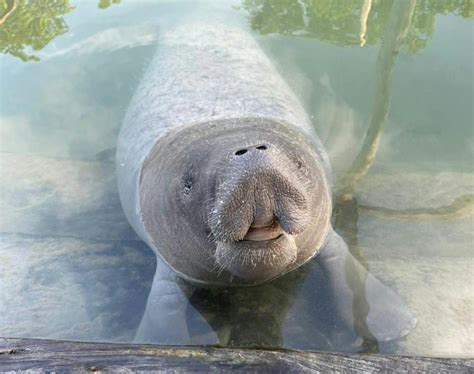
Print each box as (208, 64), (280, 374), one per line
(0, 337), (472, 373)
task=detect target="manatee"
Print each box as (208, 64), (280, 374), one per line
(116, 22), (416, 346)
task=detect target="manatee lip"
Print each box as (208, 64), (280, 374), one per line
(242, 220), (283, 242)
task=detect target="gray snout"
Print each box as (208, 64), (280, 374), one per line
(210, 144), (310, 243)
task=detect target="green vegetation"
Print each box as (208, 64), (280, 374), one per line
(0, 0), (74, 61)
(98, 0), (121, 10)
(2, 0), (471, 62)
(242, 0), (473, 53)
(0, 0), (122, 62)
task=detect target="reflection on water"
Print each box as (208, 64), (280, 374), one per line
(0, 0), (473, 357)
(0, 0), (122, 62)
(242, 0), (472, 51)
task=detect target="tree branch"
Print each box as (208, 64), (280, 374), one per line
(0, 0), (19, 26)
(338, 0), (416, 200)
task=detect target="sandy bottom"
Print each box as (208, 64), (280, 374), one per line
(0, 154), (472, 356)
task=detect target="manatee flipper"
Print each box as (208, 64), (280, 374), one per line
(134, 256), (218, 345)
(319, 230), (416, 342)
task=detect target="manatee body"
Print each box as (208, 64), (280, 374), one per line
(117, 23), (415, 345)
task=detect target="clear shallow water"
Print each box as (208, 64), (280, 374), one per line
(0, 0), (473, 357)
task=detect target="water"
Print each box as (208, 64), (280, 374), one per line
(0, 0), (472, 357)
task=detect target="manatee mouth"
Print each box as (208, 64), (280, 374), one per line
(215, 233), (297, 284)
(242, 221), (283, 242)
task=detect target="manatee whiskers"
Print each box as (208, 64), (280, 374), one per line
(212, 244), (242, 278)
(203, 143), (318, 282)
(214, 235), (298, 283)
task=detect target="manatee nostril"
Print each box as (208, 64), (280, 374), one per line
(256, 145), (268, 150)
(235, 149), (248, 156)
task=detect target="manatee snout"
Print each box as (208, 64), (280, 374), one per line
(210, 143), (310, 242)
(210, 143), (312, 282)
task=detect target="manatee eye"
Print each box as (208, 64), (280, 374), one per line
(182, 174), (194, 195)
(295, 159), (308, 175)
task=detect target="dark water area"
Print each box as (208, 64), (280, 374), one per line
(0, 0), (472, 357)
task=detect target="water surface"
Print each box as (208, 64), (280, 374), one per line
(0, 0), (472, 357)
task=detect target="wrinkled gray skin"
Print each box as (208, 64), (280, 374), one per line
(117, 23), (416, 346)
